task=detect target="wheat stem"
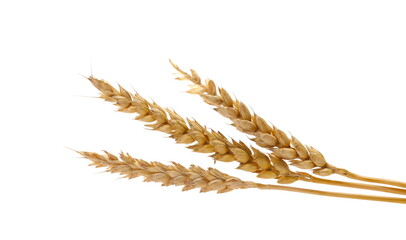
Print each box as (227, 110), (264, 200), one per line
(170, 60), (406, 189)
(256, 184), (406, 204)
(344, 172), (406, 189)
(305, 175), (406, 195)
(78, 151), (406, 204)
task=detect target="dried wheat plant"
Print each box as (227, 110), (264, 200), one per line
(78, 61), (406, 204)
(170, 60), (406, 189)
(85, 75), (406, 196)
(77, 151), (406, 204)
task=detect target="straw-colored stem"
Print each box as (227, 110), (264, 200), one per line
(343, 172), (406, 189)
(256, 184), (406, 204)
(305, 175), (406, 195)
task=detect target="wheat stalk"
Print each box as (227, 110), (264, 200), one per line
(170, 60), (406, 189)
(77, 150), (406, 204)
(85, 76), (406, 196)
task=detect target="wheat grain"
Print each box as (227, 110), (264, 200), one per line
(77, 151), (406, 204)
(170, 60), (406, 189)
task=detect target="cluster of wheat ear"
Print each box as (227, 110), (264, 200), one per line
(78, 60), (406, 204)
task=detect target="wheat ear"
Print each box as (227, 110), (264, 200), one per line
(78, 151), (253, 193)
(170, 60), (406, 189)
(77, 151), (406, 204)
(86, 76), (406, 196)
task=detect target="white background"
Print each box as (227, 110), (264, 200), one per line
(1, 0), (406, 239)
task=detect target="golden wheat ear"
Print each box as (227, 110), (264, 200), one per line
(85, 76), (406, 196)
(77, 150), (406, 204)
(77, 150), (252, 193)
(169, 60), (406, 189)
